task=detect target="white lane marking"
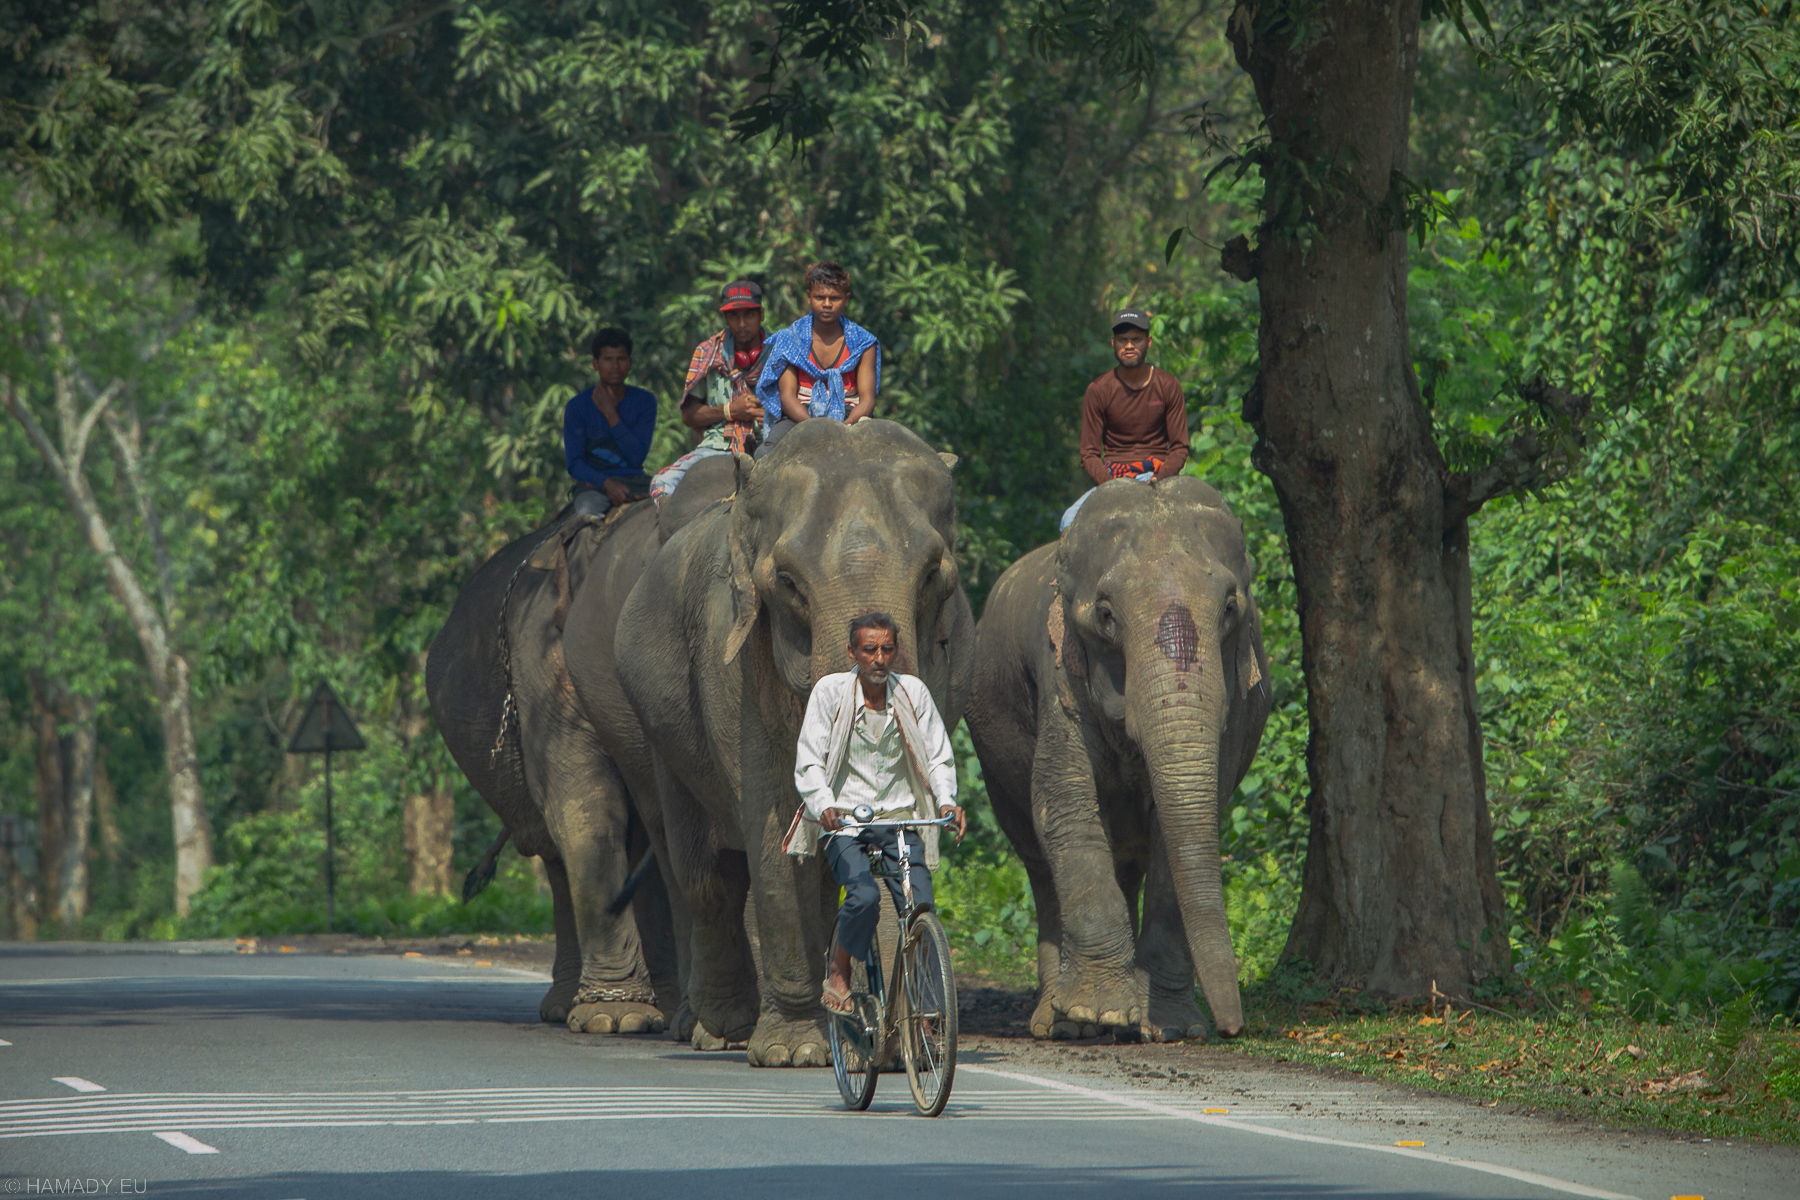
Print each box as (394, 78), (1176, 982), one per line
(152, 1130), (219, 1154)
(962, 1065), (1637, 1200)
(0, 1086), (1298, 1137)
(0, 1038), (11, 1045)
(53, 1077), (106, 1093)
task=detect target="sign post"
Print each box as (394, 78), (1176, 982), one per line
(286, 682), (366, 931)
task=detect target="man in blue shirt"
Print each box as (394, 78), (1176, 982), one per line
(564, 327), (657, 517)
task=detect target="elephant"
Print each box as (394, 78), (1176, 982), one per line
(608, 418), (974, 1067)
(425, 484), (720, 1035)
(965, 475), (1271, 1042)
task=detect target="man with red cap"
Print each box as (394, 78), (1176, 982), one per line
(651, 280), (770, 504)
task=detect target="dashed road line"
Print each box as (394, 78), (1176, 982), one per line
(52, 1077), (106, 1093)
(152, 1130), (219, 1154)
(961, 1064), (1639, 1200)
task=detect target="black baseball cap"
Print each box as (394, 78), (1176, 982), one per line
(1111, 307), (1152, 333)
(719, 280), (764, 311)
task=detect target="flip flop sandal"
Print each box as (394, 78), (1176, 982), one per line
(823, 984), (855, 1015)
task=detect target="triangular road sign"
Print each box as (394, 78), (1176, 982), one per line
(287, 682), (367, 754)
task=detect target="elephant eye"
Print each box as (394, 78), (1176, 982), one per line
(777, 571), (808, 610)
(1094, 601), (1118, 640)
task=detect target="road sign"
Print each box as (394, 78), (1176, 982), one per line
(287, 682), (367, 754)
(286, 683), (366, 930)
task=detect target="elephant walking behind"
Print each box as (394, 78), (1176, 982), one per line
(426, 501), (684, 1035)
(966, 476), (1271, 1041)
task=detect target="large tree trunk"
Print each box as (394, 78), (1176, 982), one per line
(405, 786), (456, 896)
(1227, 1), (1509, 996)
(2, 365), (215, 916)
(29, 671), (97, 931)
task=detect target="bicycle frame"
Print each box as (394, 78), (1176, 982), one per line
(842, 813), (953, 1051)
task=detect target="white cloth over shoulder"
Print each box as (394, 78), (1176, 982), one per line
(785, 672), (957, 869)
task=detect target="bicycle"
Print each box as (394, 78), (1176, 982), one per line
(825, 807), (958, 1117)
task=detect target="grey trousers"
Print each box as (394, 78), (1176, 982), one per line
(754, 418), (797, 458)
(826, 827), (933, 961)
(571, 474), (650, 517)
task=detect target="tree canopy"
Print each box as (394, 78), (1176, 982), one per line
(0, 0), (1795, 1016)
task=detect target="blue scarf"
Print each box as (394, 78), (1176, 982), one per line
(756, 315), (881, 426)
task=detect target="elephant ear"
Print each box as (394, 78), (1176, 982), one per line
(938, 451), (959, 471)
(1045, 583), (1083, 713)
(1237, 593), (1266, 698)
(723, 515), (762, 665)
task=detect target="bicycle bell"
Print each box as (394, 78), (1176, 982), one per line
(851, 804), (875, 824)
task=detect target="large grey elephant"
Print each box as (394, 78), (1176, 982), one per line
(965, 476), (1271, 1041)
(609, 419), (974, 1066)
(426, 496), (700, 1035)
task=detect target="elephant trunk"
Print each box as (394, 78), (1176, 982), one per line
(807, 584), (922, 686)
(1127, 606), (1244, 1037)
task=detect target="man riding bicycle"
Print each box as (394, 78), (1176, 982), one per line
(786, 613), (966, 1015)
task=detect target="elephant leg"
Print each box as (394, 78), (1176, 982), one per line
(742, 834), (832, 1069)
(980, 725), (1066, 1037)
(548, 754), (664, 1037)
(540, 855), (582, 1023)
(1135, 822), (1212, 1043)
(656, 760), (758, 1048)
(1031, 707), (1143, 1038)
(626, 814), (682, 1026)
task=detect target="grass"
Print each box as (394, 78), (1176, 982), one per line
(1226, 982), (1800, 1147)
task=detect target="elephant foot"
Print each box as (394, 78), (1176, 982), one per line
(1030, 994), (1057, 1040)
(672, 1001), (698, 1044)
(690, 990), (759, 1048)
(1051, 1020), (1102, 1040)
(540, 981), (579, 1025)
(567, 1001), (666, 1035)
(1056, 970), (1145, 1035)
(745, 1011), (832, 1068)
(690, 1024), (748, 1051)
(1143, 986), (1211, 1043)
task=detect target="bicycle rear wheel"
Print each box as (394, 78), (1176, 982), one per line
(827, 931), (879, 1111)
(900, 911), (957, 1116)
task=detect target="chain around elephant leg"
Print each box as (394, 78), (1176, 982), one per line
(567, 970), (664, 1035)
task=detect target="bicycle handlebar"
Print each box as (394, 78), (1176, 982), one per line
(839, 804), (955, 831)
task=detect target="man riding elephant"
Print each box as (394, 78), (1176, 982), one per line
(966, 476), (1271, 1042)
(609, 419), (974, 1066)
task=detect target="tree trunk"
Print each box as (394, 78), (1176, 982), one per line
(29, 671), (96, 931)
(404, 787), (456, 897)
(2, 367), (215, 916)
(1228, 0), (1509, 996)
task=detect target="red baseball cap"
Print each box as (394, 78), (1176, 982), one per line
(719, 280), (764, 312)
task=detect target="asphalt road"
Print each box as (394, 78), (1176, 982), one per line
(0, 944), (1791, 1199)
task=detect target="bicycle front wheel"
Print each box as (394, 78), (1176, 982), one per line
(900, 911), (957, 1116)
(827, 931), (879, 1111)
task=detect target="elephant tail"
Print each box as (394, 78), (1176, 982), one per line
(462, 829), (511, 902)
(604, 849), (658, 916)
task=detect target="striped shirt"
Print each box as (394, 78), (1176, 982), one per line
(793, 348), (859, 412)
(836, 699), (910, 818)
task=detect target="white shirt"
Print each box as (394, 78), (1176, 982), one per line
(793, 672), (957, 823)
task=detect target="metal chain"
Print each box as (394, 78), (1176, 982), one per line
(488, 540), (543, 770)
(573, 982), (657, 1005)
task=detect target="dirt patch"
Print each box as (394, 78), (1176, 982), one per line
(230, 933), (554, 972)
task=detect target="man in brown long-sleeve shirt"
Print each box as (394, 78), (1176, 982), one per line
(1061, 307), (1191, 531)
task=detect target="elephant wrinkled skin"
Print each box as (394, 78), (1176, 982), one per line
(613, 419), (974, 1066)
(425, 500), (694, 1036)
(966, 476), (1271, 1042)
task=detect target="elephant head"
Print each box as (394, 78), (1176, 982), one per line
(723, 419), (972, 716)
(1052, 476), (1267, 1035)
